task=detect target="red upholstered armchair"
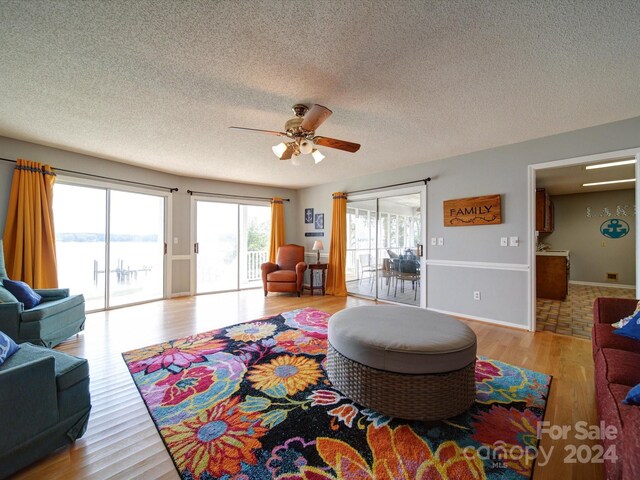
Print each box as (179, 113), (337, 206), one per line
(261, 244), (307, 297)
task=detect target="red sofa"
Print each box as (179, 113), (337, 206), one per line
(592, 297), (640, 480)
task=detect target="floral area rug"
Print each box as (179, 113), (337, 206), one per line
(122, 308), (551, 480)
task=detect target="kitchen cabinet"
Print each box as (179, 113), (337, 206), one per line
(536, 252), (569, 300)
(536, 188), (554, 233)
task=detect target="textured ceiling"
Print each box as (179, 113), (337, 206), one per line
(1, 1), (640, 189)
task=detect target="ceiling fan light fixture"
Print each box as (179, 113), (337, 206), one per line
(272, 142), (288, 158)
(299, 139), (313, 155)
(312, 149), (325, 164)
(291, 155), (301, 167)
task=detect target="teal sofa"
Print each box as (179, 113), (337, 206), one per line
(0, 343), (91, 478)
(0, 240), (86, 347)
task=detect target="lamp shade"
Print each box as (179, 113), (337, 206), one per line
(272, 142), (287, 158)
(312, 149), (325, 164)
(299, 139), (313, 155)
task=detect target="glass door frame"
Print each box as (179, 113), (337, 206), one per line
(55, 175), (171, 312)
(190, 195), (271, 295)
(347, 185), (427, 308)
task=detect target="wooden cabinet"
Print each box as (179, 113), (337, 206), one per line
(536, 188), (554, 233)
(536, 255), (568, 300)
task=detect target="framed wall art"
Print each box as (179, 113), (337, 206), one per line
(305, 208), (314, 224)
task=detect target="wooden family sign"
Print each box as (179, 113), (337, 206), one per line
(443, 194), (501, 226)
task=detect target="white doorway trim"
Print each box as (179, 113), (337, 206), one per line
(527, 147), (640, 331)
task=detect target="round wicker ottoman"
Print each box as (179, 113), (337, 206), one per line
(327, 305), (477, 421)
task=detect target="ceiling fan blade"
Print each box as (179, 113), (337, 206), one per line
(313, 136), (361, 153)
(300, 104), (333, 131)
(229, 126), (286, 137)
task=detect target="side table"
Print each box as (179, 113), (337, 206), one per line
(309, 263), (328, 296)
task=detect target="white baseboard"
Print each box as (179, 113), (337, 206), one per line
(569, 280), (636, 290)
(170, 292), (192, 298)
(427, 307), (531, 331)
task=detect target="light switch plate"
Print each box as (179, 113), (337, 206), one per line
(431, 237), (437, 246)
(437, 237), (444, 246)
(500, 237), (508, 246)
(509, 236), (519, 247)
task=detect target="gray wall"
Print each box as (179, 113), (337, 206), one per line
(0, 136), (298, 295)
(542, 189), (635, 285)
(3, 115), (640, 326)
(295, 116), (640, 327)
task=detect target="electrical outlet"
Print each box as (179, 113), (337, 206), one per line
(509, 236), (519, 247)
(500, 237), (508, 246)
(431, 237), (437, 246)
(473, 291), (481, 301)
(437, 237), (444, 246)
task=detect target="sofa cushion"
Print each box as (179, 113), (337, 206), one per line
(594, 297), (638, 325)
(0, 285), (18, 303)
(592, 323), (640, 354)
(0, 331), (20, 366)
(5, 343), (89, 391)
(267, 270), (297, 282)
(599, 348), (640, 387)
(624, 406), (640, 479)
(3, 279), (41, 309)
(595, 379), (631, 480)
(20, 295), (85, 322)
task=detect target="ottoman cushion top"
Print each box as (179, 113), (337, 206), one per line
(328, 305), (477, 374)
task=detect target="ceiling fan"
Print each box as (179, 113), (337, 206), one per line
(230, 104), (360, 165)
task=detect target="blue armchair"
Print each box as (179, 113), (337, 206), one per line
(0, 342), (91, 478)
(0, 240), (86, 348)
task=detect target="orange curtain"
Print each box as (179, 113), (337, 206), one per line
(3, 159), (58, 288)
(268, 197), (286, 263)
(326, 192), (347, 296)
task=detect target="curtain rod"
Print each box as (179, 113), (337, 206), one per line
(187, 190), (290, 202)
(346, 177), (431, 195)
(0, 157), (179, 192)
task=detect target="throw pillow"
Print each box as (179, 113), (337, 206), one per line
(0, 330), (20, 366)
(613, 310), (640, 341)
(2, 279), (42, 309)
(623, 383), (640, 406)
(0, 285), (19, 304)
(613, 300), (640, 328)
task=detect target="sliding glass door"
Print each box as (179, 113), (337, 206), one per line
(346, 189), (425, 306)
(194, 200), (270, 294)
(196, 202), (238, 293)
(108, 191), (165, 307)
(53, 183), (167, 311)
(54, 184), (107, 311)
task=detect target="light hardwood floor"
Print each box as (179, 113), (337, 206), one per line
(14, 290), (603, 479)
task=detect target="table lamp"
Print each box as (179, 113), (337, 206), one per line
(312, 240), (324, 264)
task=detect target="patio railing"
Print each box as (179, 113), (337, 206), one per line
(247, 250), (268, 281)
